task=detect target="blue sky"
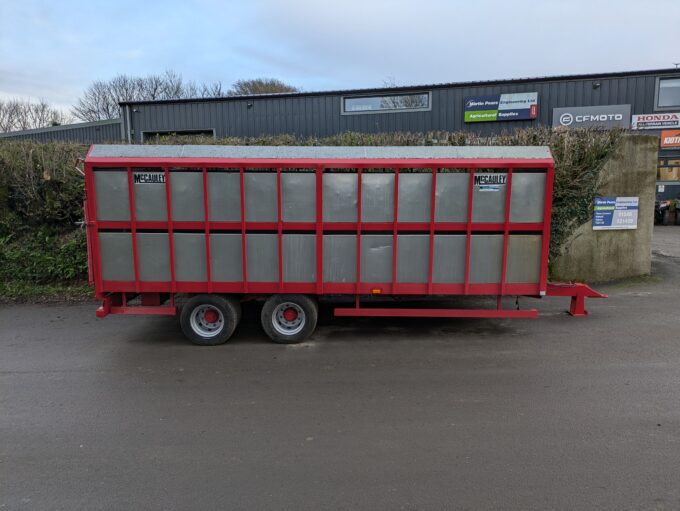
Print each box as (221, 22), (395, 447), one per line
(1, 0), (679, 111)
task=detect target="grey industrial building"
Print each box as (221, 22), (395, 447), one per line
(119, 67), (680, 143)
(0, 118), (122, 144)
(1, 67), (679, 145)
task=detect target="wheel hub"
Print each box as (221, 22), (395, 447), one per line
(272, 302), (306, 336)
(204, 309), (219, 324)
(282, 307), (298, 322)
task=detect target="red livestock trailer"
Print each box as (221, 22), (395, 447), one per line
(84, 145), (605, 345)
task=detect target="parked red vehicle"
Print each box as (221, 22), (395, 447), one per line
(84, 144), (605, 345)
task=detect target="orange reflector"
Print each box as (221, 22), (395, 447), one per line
(371, 288), (382, 294)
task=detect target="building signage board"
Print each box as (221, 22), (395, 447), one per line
(632, 113), (680, 130)
(464, 92), (538, 122)
(592, 197), (639, 230)
(552, 105), (631, 129)
(660, 129), (680, 148)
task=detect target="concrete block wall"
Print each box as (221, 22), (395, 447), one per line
(551, 134), (658, 282)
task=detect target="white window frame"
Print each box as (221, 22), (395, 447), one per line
(654, 76), (680, 111)
(341, 91), (432, 115)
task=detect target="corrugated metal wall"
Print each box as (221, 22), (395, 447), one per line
(0, 119), (122, 144)
(124, 72), (671, 142)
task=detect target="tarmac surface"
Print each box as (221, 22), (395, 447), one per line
(2, 228), (680, 510)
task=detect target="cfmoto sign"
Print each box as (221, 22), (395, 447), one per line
(553, 105), (631, 129)
(559, 113), (574, 126)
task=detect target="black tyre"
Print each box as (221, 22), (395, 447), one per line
(662, 209), (670, 226)
(180, 294), (241, 346)
(261, 295), (318, 344)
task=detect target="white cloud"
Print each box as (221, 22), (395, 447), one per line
(0, 0), (678, 109)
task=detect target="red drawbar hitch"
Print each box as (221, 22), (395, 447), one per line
(545, 282), (607, 316)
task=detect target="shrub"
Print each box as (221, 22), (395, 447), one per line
(0, 128), (622, 287)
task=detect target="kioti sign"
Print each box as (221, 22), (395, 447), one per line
(660, 130), (680, 148)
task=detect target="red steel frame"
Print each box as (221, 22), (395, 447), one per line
(84, 151), (605, 319)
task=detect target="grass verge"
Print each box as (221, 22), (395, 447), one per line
(0, 281), (94, 304)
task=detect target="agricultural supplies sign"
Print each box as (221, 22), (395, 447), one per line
(592, 197), (639, 230)
(464, 92), (538, 123)
(660, 129), (680, 148)
(632, 113), (680, 130)
(552, 105), (630, 129)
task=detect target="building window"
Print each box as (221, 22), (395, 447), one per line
(342, 92), (431, 114)
(656, 77), (680, 109)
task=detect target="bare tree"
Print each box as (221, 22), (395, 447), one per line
(228, 78), (300, 96)
(0, 99), (72, 133)
(72, 70), (228, 121)
(379, 77), (428, 110)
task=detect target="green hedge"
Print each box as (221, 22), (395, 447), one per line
(0, 128), (621, 290)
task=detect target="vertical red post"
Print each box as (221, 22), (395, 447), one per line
(391, 168), (399, 294)
(539, 163), (554, 294)
(463, 169), (475, 295)
(355, 167), (363, 306)
(126, 166), (140, 293)
(276, 167), (283, 292)
(498, 168), (513, 308)
(84, 162), (102, 296)
(239, 167), (248, 293)
(202, 166), (212, 293)
(315, 165), (324, 294)
(163, 166), (177, 293)
(427, 167), (438, 295)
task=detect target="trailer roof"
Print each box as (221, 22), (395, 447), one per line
(88, 145), (552, 160)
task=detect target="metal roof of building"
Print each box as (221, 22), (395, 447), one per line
(88, 144), (552, 160)
(119, 68), (680, 106)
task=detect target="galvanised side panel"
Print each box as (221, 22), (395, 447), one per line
(283, 234), (316, 282)
(507, 235), (542, 283)
(323, 174), (358, 222)
(398, 174), (431, 222)
(246, 234), (278, 282)
(323, 235), (356, 282)
(469, 235), (503, 284)
(434, 173), (469, 222)
(396, 235), (429, 283)
(170, 171), (204, 221)
(282, 173), (316, 222)
(173, 233), (207, 281)
(510, 173), (546, 222)
(133, 170), (167, 221)
(94, 169), (130, 221)
(208, 172), (241, 221)
(433, 235), (467, 283)
(361, 235), (393, 283)
(98, 232), (134, 281)
(210, 234), (243, 282)
(361, 174), (394, 222)
(245, 173), (277, 221)
(137, 233), (170, 282)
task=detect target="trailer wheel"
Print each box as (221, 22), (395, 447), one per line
(261, 295), (318, 344)
(180, 294), (241, 346)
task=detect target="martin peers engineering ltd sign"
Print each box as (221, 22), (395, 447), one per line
(552, 105), (631, 129)
(464, 92), (538, 123)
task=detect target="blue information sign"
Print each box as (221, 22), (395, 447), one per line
(592, 197), (639, 230)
